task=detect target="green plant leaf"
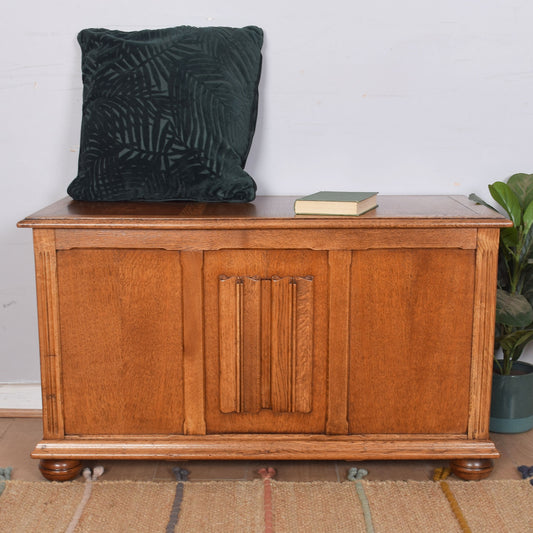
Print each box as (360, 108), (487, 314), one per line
(522, 264), (533, 305)
(520, 223), (533, 263)
(515, 216), (533, 262)
(511, 330), (533, 361)
(498, 329), (533, 363)
(496, 289), (533, 327)
(500, 227), (519, 250)
(507, 173), (533, 210)
(468, 193), (498, 211)
(489, 182), (522, 228)
(522, 200), (533, 237)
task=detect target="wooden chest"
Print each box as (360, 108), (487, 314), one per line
(18, 195), (511, 480)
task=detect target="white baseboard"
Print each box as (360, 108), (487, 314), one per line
(0, 383), (42, 410)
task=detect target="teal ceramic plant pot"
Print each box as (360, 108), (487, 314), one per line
(490, 361), (533, 433)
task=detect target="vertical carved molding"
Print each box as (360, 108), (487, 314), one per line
(271, 276), (294, 412)
(260, 279), (272, 410)
(293, 277), (313, 413)
(218, 275), (314, 415)
(33, 230), (64, 439)
(468, 228), (500, 439)
(219, 276), (242, 414)
(242, 277), (262, 414)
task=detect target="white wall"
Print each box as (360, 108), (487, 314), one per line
(2, 0), (533, 388)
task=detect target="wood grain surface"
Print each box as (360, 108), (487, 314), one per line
(19, 196), (510, 480)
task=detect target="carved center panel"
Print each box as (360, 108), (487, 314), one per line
(218, 275), (314, 415)
(203, 249), (328, 434)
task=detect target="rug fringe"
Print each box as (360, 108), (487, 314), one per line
(258, 467), (277, 533)
(347, 467), (374, 533)
(165, 467), (189, 533)
(0, 467), (12, 497)
(65, 466), (104, 533)
(433, 468), (472, 533)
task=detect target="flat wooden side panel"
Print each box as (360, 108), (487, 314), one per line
(349, 248), (476, 434)
(57, 249), (185, 436)
(326, 251), (352, 434)
(33, 229), (64, 439)
(204, 250), (327, 433)
(468, 228), (500, 439)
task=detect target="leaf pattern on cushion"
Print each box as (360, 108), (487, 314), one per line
(68, 26), (263, 202)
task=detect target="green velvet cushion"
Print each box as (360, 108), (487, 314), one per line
(67, 26), (263, 202)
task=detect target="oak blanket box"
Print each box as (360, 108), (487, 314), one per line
(17, 195), (511, 481)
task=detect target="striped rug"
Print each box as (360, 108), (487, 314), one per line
(0, 468), (532, 532)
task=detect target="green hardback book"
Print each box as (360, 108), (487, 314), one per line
(294, 191), (378, 216)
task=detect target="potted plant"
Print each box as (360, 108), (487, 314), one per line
(470, 172), (533, 433)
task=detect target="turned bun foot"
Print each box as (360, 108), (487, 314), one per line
(39, 459), (83, 481)
(450, 459), (494, 481)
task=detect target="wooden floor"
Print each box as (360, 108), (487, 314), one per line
(0, 417), (531, 482)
